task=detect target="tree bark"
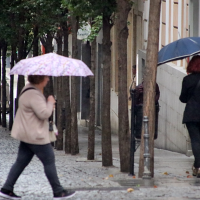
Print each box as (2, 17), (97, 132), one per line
(101, 16), (113, 166)
(17, 36), (25, 99)
(55, 29), (64, 150)
(1, 41), (7, 127)
(0, 41), (2, 125)
(116, 0), (131, 172)
(33, 25), (39, 57)
(87, 38), (96, 160)
(62, 21), (71, 154)
(138, 0), (161, 178)
(40, 32), (54, 98)
(9, 49), (15, 130)
(71, 15), (79, 155)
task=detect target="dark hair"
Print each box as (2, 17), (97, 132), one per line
(132, 65), (136, 69)
(28, 75), (46, 84)
(187, 55), (200, 74)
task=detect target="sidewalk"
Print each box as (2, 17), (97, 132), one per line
(0, 125), (200, 200)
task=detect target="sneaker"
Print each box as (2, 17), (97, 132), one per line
(0, 188), (21, 199)
(54, 190), (76, 199)
(192, 166), (197, 176)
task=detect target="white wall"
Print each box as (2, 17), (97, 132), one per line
(156, 63), (192, 155)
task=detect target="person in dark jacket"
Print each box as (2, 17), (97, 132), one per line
(180, 55), (200, 177)
(134, 81), (160, 139)
(135, 82), (160, 106)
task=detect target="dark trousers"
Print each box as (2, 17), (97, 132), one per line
(134, 104), (159, 139)
(2, 142), (63, 193)
(186, 122), (200, 168)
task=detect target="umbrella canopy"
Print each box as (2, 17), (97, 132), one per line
(10, 53), (93, 77)
(158, 37), (200, 66)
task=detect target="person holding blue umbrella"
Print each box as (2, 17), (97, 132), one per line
(180, 55), (200, 177)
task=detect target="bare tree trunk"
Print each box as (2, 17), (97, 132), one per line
(0, 41), (2, 125)
(33, 25), (39, 57)
(138, 0), (161, 178)
(87, 38), (96, 160)
(71, 15), (79, 155)
(40, 32), (54, 98)
(62, 21), (71, 154)
(116, 0), (131, 172)
(9, 50), (15, 130)
(2, 41), (7, 127)
(101, 16), (113, 166)
(55, 29), (64, 150)
(17, 36), (25, 98)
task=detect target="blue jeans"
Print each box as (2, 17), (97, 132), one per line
(2, 142), (63, 193)
(186, 122), (200, 168)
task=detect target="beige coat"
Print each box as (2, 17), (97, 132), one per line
(11, 83), (54, 145)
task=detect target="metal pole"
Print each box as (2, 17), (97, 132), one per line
(129, 89), (136, 176)
(142, 116), (151, 179)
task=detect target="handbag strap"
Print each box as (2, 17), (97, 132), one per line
(20, 87), (36, 97)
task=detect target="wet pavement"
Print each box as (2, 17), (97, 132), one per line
(0, 125), (200, 200)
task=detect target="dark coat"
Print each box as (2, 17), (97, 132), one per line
(135, 82), (160, 105)
(179, 73), (200, 123)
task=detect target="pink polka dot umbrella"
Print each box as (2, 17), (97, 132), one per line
(10, 53), (93, 77)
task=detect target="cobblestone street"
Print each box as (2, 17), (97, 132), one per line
(1, 126), (200, 200)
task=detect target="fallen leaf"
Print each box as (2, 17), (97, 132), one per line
(109, 174), (114, 178)
(154, 185), (158, 188)
(127, 188), (134, 192)
(186, 171), (189, 174)
(137, 184), (140, 187)
(163, 172), (168, 175)
(133, 176), (136, 179)
(105, 177), (108, 180)
(187, 175), (193, 178)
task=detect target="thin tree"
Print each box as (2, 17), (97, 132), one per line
(62, 19), (72, 154)
(87, 36), (96, 160)
(9, 50), (15, 130)
(71, 15), (79, 155)
(55, 28), (64, 150)
(0, 40), (2, 126)
(101, 14), (113, 166)
(1, 40), (7, 127)
(87, 16), (102, 160)
(116, 0), (132, 172)
(138, 0), (161, 178)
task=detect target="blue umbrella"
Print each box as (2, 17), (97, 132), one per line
(158, 37), (200, 66)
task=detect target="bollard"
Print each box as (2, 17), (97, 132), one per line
(129, 89), (136, 176)
(142, 116), (151, 179)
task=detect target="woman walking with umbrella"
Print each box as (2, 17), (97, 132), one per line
(180, 55), (200, 177)
(0, 53), (92, 199)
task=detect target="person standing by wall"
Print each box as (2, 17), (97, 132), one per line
(134, 81), (160, 139)
(180, 55), (200, 177)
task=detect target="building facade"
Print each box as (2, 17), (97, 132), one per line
(108, 0), (200, 155)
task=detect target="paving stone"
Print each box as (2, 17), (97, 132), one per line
(0, 126), (200, 199)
